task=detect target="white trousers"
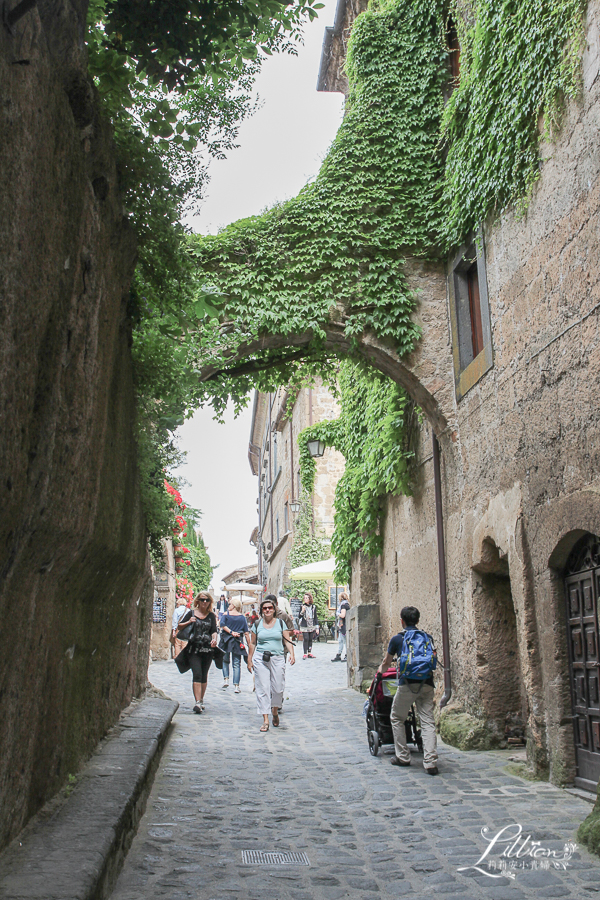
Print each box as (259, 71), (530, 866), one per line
(253, 653), (286, 715)
(390, 682), (438, 768)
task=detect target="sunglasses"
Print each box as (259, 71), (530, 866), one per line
(262, 605), (275, 611)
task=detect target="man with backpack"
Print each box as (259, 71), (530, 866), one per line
(377, 606), (439, 775)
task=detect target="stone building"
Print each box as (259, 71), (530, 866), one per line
(248, 384), (345, 600)
(320, 0), (600, 793)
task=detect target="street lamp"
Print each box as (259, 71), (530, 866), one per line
(289, 499), (301, 514)
(307, 439), (326, 458)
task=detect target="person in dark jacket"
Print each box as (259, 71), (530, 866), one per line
(176, 592), (218, 714)
(299, 592), (319, 659)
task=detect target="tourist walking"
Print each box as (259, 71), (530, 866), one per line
(332, 591), (350, 662)
(171, 596), (188, 659)
(216, 594), (228, 624)
(377, 605), (439, 774)
(299, 592), (319, 659)
(219, 597), (250, 693)
(248, 597), (295, 731)
(175, 592), (219, 714)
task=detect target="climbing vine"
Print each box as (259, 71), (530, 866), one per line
(188, 0), (449, 388)
(183, 0), (587, 577)
(114, 0), (588, 556)
(442, 0), (586, 247)
(298, 363), (415, 583)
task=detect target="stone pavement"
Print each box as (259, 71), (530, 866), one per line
(111, 642), (600, 900)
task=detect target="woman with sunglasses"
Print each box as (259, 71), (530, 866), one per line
(176, 591), (218, 714)
(247, 597), (295, 732)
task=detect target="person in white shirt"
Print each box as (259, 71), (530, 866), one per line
(172, 598), (188, 658)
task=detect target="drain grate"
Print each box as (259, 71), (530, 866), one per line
(241, 850), (310, 866)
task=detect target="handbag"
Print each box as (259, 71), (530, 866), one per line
(175, 645), (191, 674)
(177, 616), (196, 642)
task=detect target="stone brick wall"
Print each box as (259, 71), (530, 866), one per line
(0, 0), (151, 849)
(351, 1), (600, 785)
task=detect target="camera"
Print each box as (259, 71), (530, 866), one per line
(262, 651), (272, 662)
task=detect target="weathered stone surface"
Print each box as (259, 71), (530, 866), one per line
(0, 698), (178, 900)
(440, 708), (503, 751)
(0, 0), (149, 850)
(351, 0), (600, 788)
(107, 653), (600, 899)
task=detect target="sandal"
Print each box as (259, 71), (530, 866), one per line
(260, 723), (269, 732)
(272, 713), (280, 727)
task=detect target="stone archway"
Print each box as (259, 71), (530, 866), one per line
(198, 260), (455, 440)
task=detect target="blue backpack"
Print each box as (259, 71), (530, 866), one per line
(397, 629), (437, 682)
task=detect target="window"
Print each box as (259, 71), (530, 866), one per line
(284, 503), (289, 533)
(276, 515), (280, 544)
(273, 434), (278, 474)
(448, 229), (493, 400)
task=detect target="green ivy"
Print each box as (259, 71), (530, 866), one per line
(185, 0), (586, 579)
(298, 363), (414, 583)
(442, 0), (586, 246)
(188, 0), (449, 383)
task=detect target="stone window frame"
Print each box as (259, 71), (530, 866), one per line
(448, 226), (493, 401)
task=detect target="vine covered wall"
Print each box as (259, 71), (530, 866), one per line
(189, 0), (587, 580)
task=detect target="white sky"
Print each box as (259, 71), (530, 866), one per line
(173, 0), (345, 589)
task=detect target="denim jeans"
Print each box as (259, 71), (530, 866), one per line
(338, 631), (347, 659)
(222, 653), (241, 685)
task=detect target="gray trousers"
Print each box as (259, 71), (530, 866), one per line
(390, 682), (437, 768)
(338, 631), (347, 658)
(253, 653), (285, 715)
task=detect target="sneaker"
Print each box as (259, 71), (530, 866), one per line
(303, 654), (308, 659)
(341, 657), (347, 661)
(390, 756), (410, 767)
(193, 703), (202, 714)
(426, 766), (439, 776)
(331, 654), (341, 662)
(234, 685), (241, 693)
(222, 680), (229, 689)
(308, 653), (316, 658)
(200, 702), (205, 711)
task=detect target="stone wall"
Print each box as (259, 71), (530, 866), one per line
(0, 0), (151, 849)
(351, 1), (600, 785)
(150, 541), (177, 661)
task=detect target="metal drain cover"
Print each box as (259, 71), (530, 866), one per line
(242, 850), (310, 866)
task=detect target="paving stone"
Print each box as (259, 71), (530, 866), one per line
(108, 651), (600, 900)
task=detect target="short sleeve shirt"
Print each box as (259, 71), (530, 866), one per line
(387, 630), (434, 687)
(338, 601), (350, 635)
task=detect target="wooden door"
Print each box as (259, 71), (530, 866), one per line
(564, 535), (600, 792)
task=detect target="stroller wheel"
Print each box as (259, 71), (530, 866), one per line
(368, 729), (380, 757)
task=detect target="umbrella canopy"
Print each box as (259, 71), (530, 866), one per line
(224, 582), (262, 591)
(288, 557), (336, 582)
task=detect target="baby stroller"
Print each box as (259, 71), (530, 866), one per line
(365, 668), (423, 757)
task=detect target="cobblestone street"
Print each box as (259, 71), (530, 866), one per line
(111, 643), (600, 900)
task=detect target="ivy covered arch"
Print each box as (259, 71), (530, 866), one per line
(173, 0), (585, 578)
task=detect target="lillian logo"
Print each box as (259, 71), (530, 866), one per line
(457, 824), (577, 880)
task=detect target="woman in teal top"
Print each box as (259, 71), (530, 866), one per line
(248, 595), (295, 732)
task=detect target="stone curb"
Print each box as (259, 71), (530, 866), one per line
(0, 697), (178, 900)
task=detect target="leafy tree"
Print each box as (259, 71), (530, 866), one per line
(187, 528), (215, 592)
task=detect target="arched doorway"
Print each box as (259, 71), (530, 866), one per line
(564, 533), (600, 791)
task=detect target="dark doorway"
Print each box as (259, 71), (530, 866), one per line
(473, 540), (526, 746)
(564, 534), (600, 791)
